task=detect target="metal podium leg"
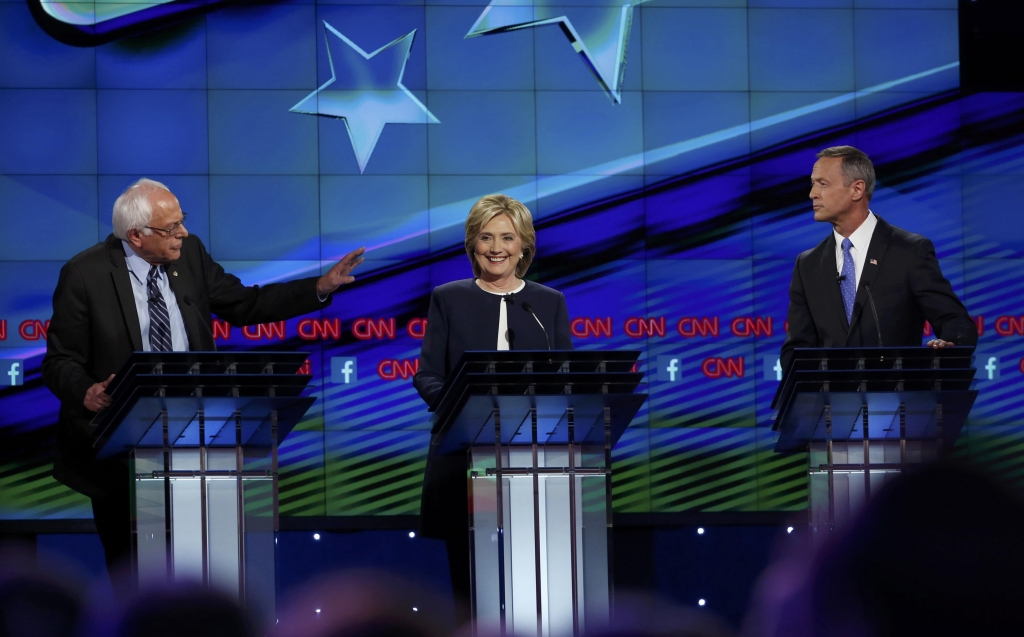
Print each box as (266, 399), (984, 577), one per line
(900, 401), (907, 473)
(825, 404), (834, 530)
(236, 410), (245, 602)
(129, 449), (139, 583)
(272, 407), (280, 532)
(494, 406), (506, 635)
(862, 405), (870, 500)
(603, 404), (614, 615)
(468, 446), (478, 632)
(567, 408), (580, 637)
(531, 405), (542, 637)
(162, 410), (173, 578)
(199, 407), (209, 585)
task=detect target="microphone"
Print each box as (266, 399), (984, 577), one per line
(836, 274), (846, 283)
(521, 302), (551, 350)
(183, 296), (217, 351)
(864, 284), (884, 348)
(502, 293), (515, 305)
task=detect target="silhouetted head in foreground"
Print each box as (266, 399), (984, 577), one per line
(748, 462), (1024, 637)
(112, 585), (255, 637)
(0, 545), (85, 637)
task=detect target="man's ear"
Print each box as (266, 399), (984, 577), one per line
(850, 179), (867, 202)
(126, 228), (142, 247)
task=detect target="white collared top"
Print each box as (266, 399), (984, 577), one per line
(476, 279), (526, 350)
(832, 211), (878, 288)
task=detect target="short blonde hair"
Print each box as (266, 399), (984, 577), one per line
(464, 194), (536, 279)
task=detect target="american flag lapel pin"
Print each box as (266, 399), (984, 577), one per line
(869, 259), (878, 265)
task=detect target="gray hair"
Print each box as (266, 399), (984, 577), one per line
(817, 146), (876, 201)
(112, 178), (171, 239)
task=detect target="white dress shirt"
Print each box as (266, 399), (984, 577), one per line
(477, 280), (526, 350)
(833, 211), (878, 289)
(122, 240), (190, 351)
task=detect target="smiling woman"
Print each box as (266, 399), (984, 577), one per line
(412, 193), (572, 620)
(464, 194), (536, 293)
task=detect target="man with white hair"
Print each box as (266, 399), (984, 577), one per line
(42, 178), (365, 574)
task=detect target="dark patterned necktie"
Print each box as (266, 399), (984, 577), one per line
(840, 238), (857, 324)
(147, 265), (172, 351)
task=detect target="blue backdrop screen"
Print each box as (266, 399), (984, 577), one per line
(2, 0), (1021, 520)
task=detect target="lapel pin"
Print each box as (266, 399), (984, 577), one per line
(172, 270), (178, 276)
(869, 259), (878, 265)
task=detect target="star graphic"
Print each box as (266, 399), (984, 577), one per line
(291, 22), (439, 173)
(466, 0), (649, 104)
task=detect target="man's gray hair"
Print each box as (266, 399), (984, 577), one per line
(112, 178), (171, 240)
(817, 146), (875, 201)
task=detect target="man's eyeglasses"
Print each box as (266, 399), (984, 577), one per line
(145, 212), (188, 237)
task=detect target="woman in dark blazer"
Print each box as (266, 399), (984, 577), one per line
(413, 194), (572, 618)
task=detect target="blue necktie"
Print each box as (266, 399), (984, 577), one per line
(147, 265), (172, 352)
(840, 238), (857, 324)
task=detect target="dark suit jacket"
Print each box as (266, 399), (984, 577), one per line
(781, 215), (977, 370)
(42, 234), (330, 498)
(413, 278), (573, 538)
(413, 278), (573, 406)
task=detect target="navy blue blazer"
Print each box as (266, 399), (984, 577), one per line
(413, 278), (573, 406)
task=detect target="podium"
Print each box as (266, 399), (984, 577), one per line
(770, 347), (978, 528)
(428, 351), (647, 637)
(91, 351), (316, 609)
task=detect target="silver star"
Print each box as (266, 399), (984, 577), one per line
(466, 0), (650, 104)
(291, 22), (439, 173)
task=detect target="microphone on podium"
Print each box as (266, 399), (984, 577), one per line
(864, 284), (884, 348)
(183, 296), (217, 350)
(521, 302), (551, 350)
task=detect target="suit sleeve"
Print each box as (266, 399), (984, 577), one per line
(42, 262), (95, 411)
(196, 238), (328, 325)
(780, 255), (819, 371)
(553, 292), (573, 350)
(910, 238), (978, 346)
(414, 289), (449, 406)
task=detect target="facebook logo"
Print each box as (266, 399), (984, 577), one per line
(2, 360), (24, 386)
(657, 356), (681, 382)
(763, 356), (783, 382)
(981, 355), (1000, 381)
(330, 357), (358, 385)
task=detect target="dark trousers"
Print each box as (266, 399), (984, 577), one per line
(421, 446), (472, 625)
(445, 532), (472, 625)
(90, 473), (132, 575)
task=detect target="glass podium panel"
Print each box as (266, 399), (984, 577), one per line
(808, 439), (939, 528)
(469, 445), (609, 637)
(130, 442), (276, 616)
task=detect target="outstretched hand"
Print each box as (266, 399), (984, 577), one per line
(317, 247), (366, 297)
(926, 339), (954, 348)
(84, 373), (115, 412)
